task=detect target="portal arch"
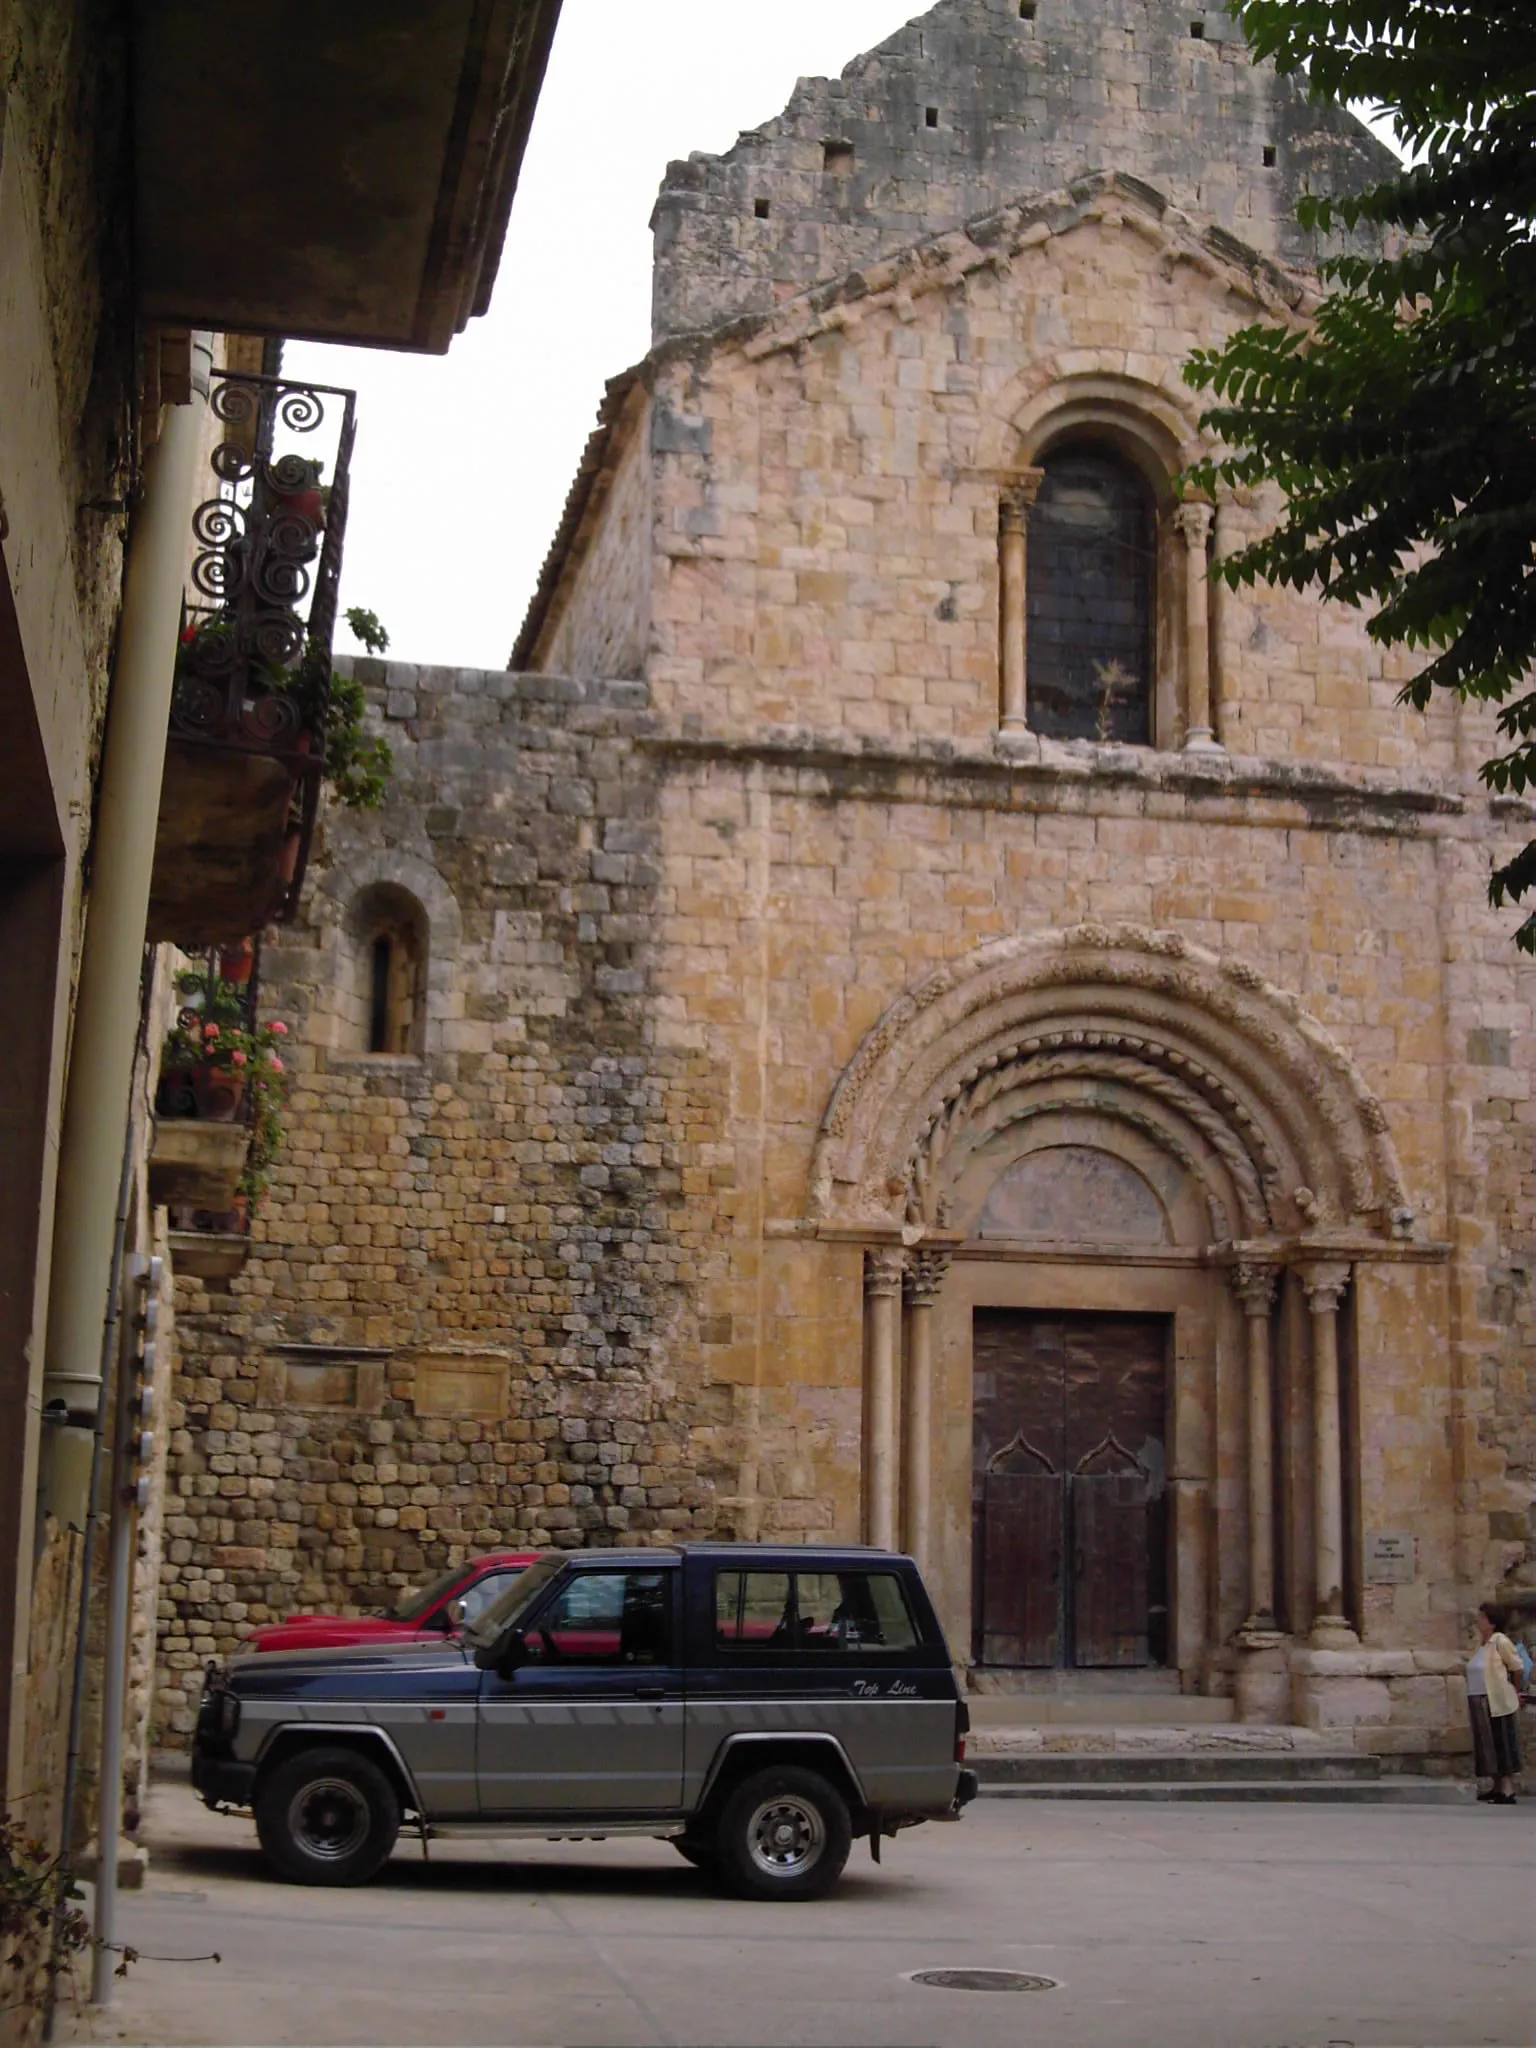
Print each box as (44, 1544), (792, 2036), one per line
(811, 925), (1410, 1244)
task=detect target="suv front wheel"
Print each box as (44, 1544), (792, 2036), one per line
(715, 1765), (852, 1901)
(255, 1746), (401, 1886)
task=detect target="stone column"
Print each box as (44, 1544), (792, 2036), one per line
(1173, 498), (1221, 751)
(902, 1248), (952, 1571)
(1301, 1260), (1357, 1646)
(1233, 1261), (1281, 1636)
(998, 469), (1044, 732)
(864, 1249), (905, 1551)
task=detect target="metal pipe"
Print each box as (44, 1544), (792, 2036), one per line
(42, 954), (151, 2040)
(89, 1252), (154, 2008)
(42, 337), (211, 1448)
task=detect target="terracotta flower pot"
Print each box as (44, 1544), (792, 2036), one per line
(190, 1061), (247, 1123)
(219, 938), (256, 985)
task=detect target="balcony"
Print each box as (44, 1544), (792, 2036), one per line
(147, 369), (354, 946)
(132, 0), (563, 353)
(150, 947), (277, 1264)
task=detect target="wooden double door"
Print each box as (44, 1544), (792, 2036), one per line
(972, 1311), (1169, 1669)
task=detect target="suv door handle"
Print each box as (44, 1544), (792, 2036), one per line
(634, 1684), (665, 1700)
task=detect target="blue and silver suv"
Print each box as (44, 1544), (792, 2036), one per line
(193, 1543), (977, 1899)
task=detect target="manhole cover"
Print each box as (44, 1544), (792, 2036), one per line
(910, 1969), (1059, 1993)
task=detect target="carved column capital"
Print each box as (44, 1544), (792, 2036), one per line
(1299, 1260), (1351, 1314)
(904, 1247), (953, 1308)
(1231, 1262), (1280, 1318)
(998, 466), (1045, 532)
(864, 1247), (906, 1300)
(1172, 496), (1215, 549)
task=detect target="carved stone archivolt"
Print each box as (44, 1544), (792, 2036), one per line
(811, 925), (1412, 1244)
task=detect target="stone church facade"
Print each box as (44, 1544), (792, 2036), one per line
(158, 0), (1535, 1761)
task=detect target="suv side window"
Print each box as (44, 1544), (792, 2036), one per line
(523, 1570), (672, 1666)
(714, 1569), (919, 1652)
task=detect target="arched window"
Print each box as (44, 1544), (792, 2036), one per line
(1024, 446), (1155, 745)
(349, 885), (426, 1056)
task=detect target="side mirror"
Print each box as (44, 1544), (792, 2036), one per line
(444, 1597), (468, 1630)
(474, 1629), (526, 1675)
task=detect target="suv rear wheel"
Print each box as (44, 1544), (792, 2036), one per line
(255, 1746), (400, 1886)
(715, 1765), (851, 1901)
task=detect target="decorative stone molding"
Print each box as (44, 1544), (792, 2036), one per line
(1299, 1260), (1351, 1313)
(811, 927), (1411, 1243)
(1231, 1261), (1280, 1317)
(905, 1041), (1272, 1239)
(1172, 497), (1221, 752)
(997, 467), (1044, 734)
(864, 1246), (906, 1299)
(903, 1246), (953, 1308)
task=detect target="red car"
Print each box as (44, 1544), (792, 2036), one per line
(241, 1551), (537, 1654)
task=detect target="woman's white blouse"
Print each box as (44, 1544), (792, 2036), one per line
(1466, 1643), (1490, 1696)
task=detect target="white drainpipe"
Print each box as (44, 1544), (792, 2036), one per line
(41, 335), (212, 1470)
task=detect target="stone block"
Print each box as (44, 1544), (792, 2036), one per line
(1294, 1675), (1393, 1731)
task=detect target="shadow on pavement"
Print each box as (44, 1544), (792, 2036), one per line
(150, 1837), (909, 1903)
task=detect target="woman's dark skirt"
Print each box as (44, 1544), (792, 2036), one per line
(1469, 1695), (1523, 1779)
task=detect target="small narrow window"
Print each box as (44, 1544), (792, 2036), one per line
(823, 140), (854, 175)
(925, 106), (939, 128)
(368, 936), (391, 1054)
(1262, 144), (1277, 168)
(351, 881), (429, 1057)
(1018, 0), (1037, 17)
(1189, 17), (1205, 35)
(754, 196), (771, 219)
(1026, 445), (1156, 746)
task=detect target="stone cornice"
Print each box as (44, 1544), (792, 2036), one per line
(763, 1222), (1449, 1266)
(637, 726), (1467, 831)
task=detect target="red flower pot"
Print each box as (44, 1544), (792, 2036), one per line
(190, 1061), (247, 1123)
(219, 938), (256, 985)
(273, 487), (325, 530)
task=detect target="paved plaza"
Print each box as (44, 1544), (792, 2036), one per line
(59, 1778), (1534, 2048)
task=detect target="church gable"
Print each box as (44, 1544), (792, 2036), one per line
(651, 0), (1396, 341)
(625, 175), (1447, 778)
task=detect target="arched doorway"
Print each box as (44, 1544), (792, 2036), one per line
(810, 926), (1416, 1690)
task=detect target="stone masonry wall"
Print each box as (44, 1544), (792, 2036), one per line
(651, 0), (1395, 341)
(539, 385), (655, 681)
(624, 180), (1465, 783)
(155, 669), (724, 1738)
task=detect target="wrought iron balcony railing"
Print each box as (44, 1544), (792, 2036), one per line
(157, 369), (357, 934)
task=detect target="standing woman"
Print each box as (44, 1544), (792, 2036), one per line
(1467, 1602), (1525, 1804)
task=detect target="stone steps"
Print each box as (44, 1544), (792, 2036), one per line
(969, 1721), (1350, 1757)
(976, 1749), (1381, 1783)
(968, 1723), (1472, 1802)
(978, 1777), (1470, 1804)
(968, 1695), (1235, 1727)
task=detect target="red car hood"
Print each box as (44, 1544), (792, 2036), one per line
(243, 1615), (440, 1654)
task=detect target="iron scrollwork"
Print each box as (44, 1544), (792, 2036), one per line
(171, 370), (357, 921)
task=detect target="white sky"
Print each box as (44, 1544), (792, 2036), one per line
(286, 2), (1401, 675)
(286, 2), (928, 673)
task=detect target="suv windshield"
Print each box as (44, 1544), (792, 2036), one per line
(463, 1555), (563, 1651)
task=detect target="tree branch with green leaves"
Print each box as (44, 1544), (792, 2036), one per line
(1183, 0), (1536, 942)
